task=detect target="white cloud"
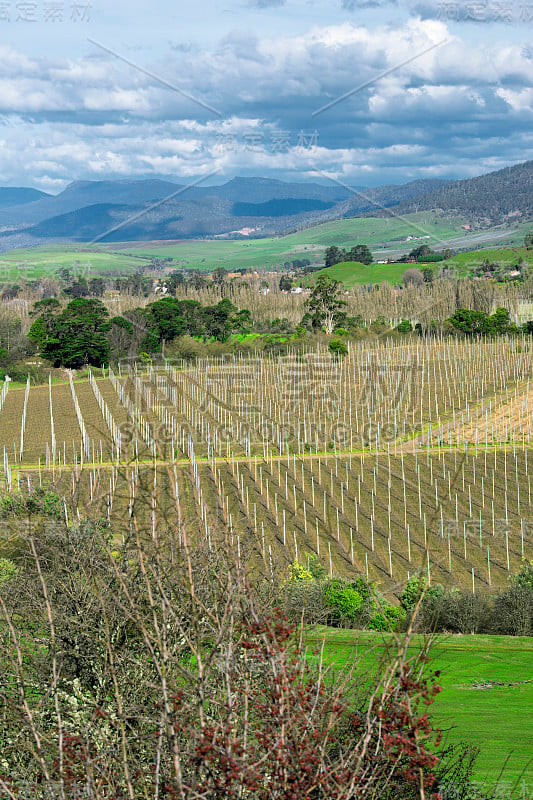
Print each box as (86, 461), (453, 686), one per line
(0, 18), (530, 188)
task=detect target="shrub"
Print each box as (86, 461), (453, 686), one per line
(324, 578), (364, 622)
(328, 337), (348, 359)
(369, 604), (406, 632)
(492, 587), (533, 636)
(401, 575), (428, 610)
(421, 590), (492, 634)
(0, 558), (16, 584)
(397, 318), (413, 333)
(288, 560), (313, 582)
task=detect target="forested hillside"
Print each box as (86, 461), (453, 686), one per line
(395, 160), (533, 223)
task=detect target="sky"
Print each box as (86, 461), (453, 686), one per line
(0, 0), (531, 192)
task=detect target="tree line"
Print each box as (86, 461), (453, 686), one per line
(324, 245), (373, 267)
(286, 556), (533, 637)
(27, 295), (254, 368)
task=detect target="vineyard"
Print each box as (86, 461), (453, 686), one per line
(0, 336), (531, 595)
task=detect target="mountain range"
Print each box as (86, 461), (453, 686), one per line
(0, 160), (531, 250)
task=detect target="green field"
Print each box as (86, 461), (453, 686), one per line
(0, 245), (151, 282)
(0, 212), (529, 283)
(307, 246), (533, 287)
(443, 246), (533, 271)
(109, 212), (467, 268)
(314, 628), (533, 789)
(307, 260), (424, 287)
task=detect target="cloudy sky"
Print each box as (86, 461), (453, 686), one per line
(0, 0), (532, 191)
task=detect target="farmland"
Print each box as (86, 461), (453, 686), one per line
(0, 245), (151, 282)
(0, 212), (527, 282)
(0, 336), (531, 596)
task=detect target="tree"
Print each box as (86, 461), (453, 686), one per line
(28, 299), (61, 348)
(164, 271), (185, 296)
(64, 278), (89, 298)
(488, 306), (512, 335)
(144, 297), (187, 343)
(202, 298), (236, 341)
(524, 233), (533, 249)
(88, 277), (106, 298)
(347, 244), (373, 265)
(324, 245), (373, 267)
(108, 316), (135, 361)
(279, 275), (293, 291)
(305, 275), (346, 334)
(324, 246), (342, 268)
(188, 271), (207, 290)
(30, 298), (111, 367)
(212, 266), (228, 285)
(447, 308), (488, 336)
(409, 244), (434, 261)
(447, 307), (515, 337)
(402, 268), (424, 287)
(231, 309), (252, 334)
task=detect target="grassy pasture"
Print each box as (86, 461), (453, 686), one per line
(0, 211), (521, 281)
(307, 246), (533, 287)
(311, 627), (533, 787)
(307, 260), (433, 287)
(442, 246), (533, 272)
(0, 246), (151, 282)
(109, 212), (465, 268)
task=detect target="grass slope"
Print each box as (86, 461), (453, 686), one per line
(313, 628), (533, 787)
(309, 261), (411, 287)
(107, 213), (467, 270)
(443, 246), (533, 271)
(0, 212), (467, 281)
(310, 246), (533, 287)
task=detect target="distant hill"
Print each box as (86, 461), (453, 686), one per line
(0, 187), (50, 209)
(26, 203), (157, 242)
(0, 179), (186, 228)
(15, 195), (336, 242)
(394, 160), (533, 223)
(232, 198), (336, 217)
(334, 178), (451, 218)
(1, 163), (529, 248)
(0, 176), (446, 246)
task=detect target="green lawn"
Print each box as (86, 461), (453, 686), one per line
(311, 628), (533, 789)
